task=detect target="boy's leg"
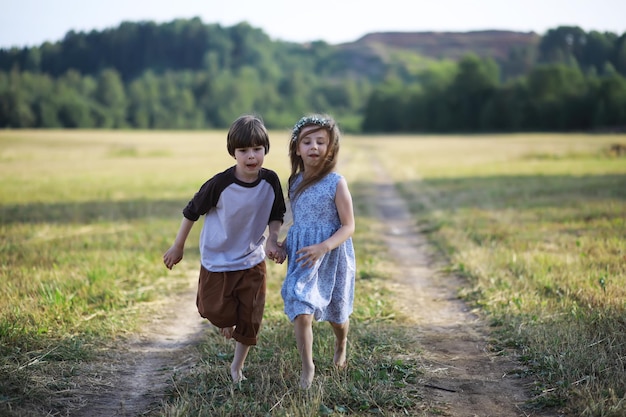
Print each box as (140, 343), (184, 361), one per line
(227, 262), (266, 383)
(197, 267), (238, 332)
(231, 262), (266, 345)
(231, 341), (250, 383)
(330, 319), (349, 368)
(294, 314), (315, 388)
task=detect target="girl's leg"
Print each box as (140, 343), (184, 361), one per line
(294, 314), (315, 388)
(330, 319), (349, 368)
(231, 341), (250, 383)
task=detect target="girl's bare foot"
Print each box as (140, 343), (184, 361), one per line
(231, 365), (247, 383)
(220, 326), (235, 339)
(299, 363), (315, 389)
(334, 338), (347, 368)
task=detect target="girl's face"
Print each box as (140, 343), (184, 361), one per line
(233, 146), (265, 182)
(296, 125), (329, 171)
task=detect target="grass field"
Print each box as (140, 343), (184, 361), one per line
(1, 130), (625, 416)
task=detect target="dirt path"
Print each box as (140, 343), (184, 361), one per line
(369, 160), (559, 417)
(71, 275), (206, 417)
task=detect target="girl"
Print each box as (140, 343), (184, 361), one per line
(280, 114), (356, 389)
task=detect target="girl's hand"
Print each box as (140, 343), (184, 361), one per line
(295, 243), (327, 268)
(276, 241), (287, 264)
(274, 246), (287, 264)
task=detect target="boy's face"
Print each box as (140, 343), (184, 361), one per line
(233, 146), (265, 182)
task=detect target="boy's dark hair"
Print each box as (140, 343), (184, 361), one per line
(227, 115), (270, 156)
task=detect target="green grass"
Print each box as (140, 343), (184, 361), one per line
(1, 130), (625, 416)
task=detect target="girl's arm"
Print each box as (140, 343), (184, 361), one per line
(163, 217), (195, 269)
(329, 177), (355, 247)
(296, 177), (355, 267)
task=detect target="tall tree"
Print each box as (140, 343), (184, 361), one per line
(525, 64), (587, 129)
(538, 26), (587, 66)
(581, 31), (616, 74)
(94, 69), (127, 128)
(612, 34), (626, 76)
(591, 67), (626, 128)
(445, 54), (500, 130)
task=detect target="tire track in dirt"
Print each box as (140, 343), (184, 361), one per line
(368, 159), (560, 417)
(71, 273), (206, 417)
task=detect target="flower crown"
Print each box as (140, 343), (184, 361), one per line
(291, 116), (332, 142)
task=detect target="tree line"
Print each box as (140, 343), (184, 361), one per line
(364, 55), (626, 132)
(1, 19), (625, 132)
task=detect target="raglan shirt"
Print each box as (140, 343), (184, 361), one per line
(183, 166), (286, 272)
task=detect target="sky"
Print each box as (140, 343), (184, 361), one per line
(1, 0), (625, 49)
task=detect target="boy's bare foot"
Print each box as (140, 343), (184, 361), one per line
(299, 364), (315, 389)
(231, 365), (247, 383)
(220, 326), (235, 339)
(334, 338), (347, 368)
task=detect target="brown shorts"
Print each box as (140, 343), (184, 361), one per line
(196, 261), (266, 346)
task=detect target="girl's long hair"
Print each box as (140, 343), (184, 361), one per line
(288, 114), (341, 199)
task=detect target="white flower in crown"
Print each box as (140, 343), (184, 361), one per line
(291, 116), (331, 142)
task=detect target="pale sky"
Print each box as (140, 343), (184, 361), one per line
(1, 0), (625, 49)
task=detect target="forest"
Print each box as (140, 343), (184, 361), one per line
(1, 18), (625, 132)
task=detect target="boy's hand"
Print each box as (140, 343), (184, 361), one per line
(266, 240), (286, 264)
(163, 246), (183, 269)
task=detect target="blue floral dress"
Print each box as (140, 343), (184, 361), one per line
(281, 172), (356, 323)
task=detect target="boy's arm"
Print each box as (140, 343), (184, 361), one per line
(163, 217), (195, 269)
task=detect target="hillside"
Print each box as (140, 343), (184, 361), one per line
(0, 23), (542, 83)
(343, 30), (540, 61)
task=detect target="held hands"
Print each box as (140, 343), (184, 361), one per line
(266, 240), (286, 264)
(163, 246), (184, 270)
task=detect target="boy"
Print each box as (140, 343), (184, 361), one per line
(163, 114), (286, 383)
